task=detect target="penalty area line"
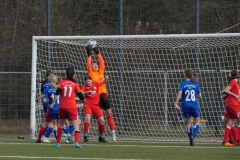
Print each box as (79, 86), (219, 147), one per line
(0, 156), (140, 160)
(0, 142), (238, 149)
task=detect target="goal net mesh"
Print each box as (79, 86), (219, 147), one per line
(34, 35), (240, 142)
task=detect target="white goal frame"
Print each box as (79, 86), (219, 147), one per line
(31, 33), (240, 141)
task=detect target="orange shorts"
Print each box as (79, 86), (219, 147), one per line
(83, 104), (103, 119)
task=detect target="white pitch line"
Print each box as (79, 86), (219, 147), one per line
(0, 156), (141, 160)
(0, 142), (238, 149)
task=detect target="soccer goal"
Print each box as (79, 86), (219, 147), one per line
(31, 34), (240, 142)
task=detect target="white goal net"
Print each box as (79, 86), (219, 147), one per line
(31, 34), (240, 142)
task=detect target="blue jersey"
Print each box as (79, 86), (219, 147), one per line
(41, 81), (51, 108)
(44, 87), (59, 114)
(178, 80), (201, 112)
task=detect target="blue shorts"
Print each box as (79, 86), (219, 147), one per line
(182, 105), (200, 119)
(182, 111), (200, 119)
(50, 113), (59, 120)
(43, 106), (48, 114)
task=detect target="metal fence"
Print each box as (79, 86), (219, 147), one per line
(0, 72), (31, 134)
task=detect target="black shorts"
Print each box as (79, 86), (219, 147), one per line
(99, 93), (112, 110)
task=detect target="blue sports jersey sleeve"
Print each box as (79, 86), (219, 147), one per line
(41, 83), (44, 93)
(178, 82), (184, 92)
(43, 87), (50, 99)
(41, 81), (51, 107)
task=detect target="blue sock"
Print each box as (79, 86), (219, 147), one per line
(63, 126), (70, 134)
(53, 130), (57, 139)
(69, 125), (74, 134)
(187, 127), (192, 137)
(99, 134), (103, 138)
(84, 133), (88, 137)
(193, 124), (199, 137)
(44, 127), (53, 138)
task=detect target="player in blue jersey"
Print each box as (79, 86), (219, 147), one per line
(36, 74), (59, 143)
(174, 69), (202, 146)
(44, 75), (61, 140)
(35, 70), (53, 143)
(35, 70), (53, 113)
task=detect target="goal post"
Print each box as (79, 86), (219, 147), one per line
(31, 33), (240, 141)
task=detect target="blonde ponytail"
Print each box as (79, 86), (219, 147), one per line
(48, 74), (58, 89)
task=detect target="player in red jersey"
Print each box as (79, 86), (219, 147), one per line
(86, 43), (116, 142)
(222, 70), (240, 146)
(222, 85), (238, 145)
(50, 68), (85, 148)
(82, 75), (109, 143)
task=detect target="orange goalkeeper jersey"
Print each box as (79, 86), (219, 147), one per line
(87, 54), (107, 94)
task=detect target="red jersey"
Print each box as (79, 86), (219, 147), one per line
(82, 82), (102, 106)
(226, 79), (240, 105)
(58, 78), (81, 108)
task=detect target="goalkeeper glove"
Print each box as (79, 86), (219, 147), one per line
(86, 46), (91, 56)
(93, 45), (100, 55)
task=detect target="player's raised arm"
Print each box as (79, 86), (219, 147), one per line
(87, 46), (93, 74)
(91, 40), (105, 72)
(96, 52), (105, 72)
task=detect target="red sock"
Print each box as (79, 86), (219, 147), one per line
(223, 126), (231, 142)
(229, 130), (234, 141)
(84, 122), (89, 135)
(238, 126), (240, 141)
(98, 124), (105, 135)
(75, 131), (80, 143)
(231, 126), (238, 143)
(107, 115), (115, 131)
(37, 126), (46, 140)
(57, 127), (63, 144)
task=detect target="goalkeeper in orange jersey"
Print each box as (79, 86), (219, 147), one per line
(86, 41), (116, 142)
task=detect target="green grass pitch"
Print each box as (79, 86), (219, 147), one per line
(0, 136), (239, 160)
